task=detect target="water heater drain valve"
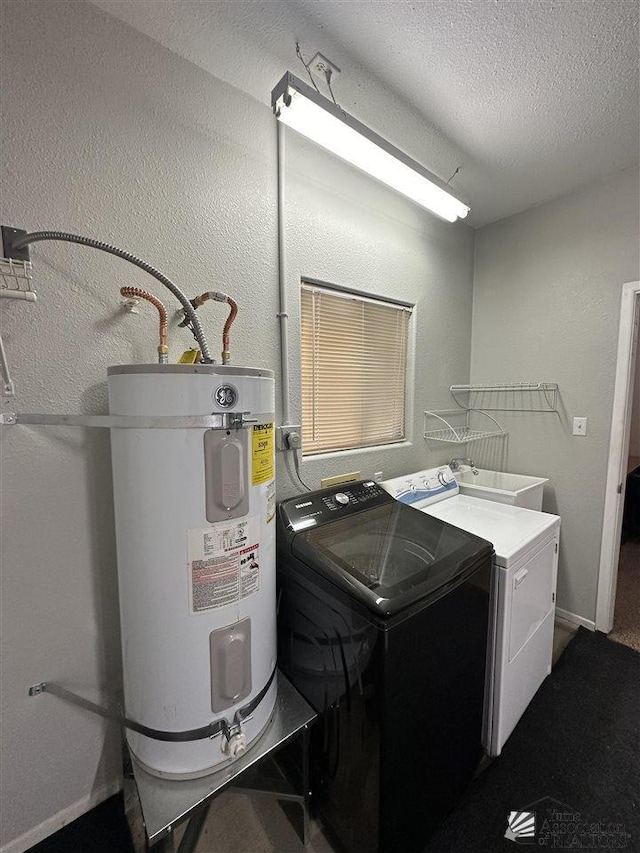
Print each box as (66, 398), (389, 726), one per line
(220, 727), (248, 758)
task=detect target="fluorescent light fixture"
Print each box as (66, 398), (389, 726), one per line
(271, 72), (470, 223)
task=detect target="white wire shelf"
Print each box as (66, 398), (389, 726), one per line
(423, 410), (507, 444)
(0, 258), (36, 397)
(0, 258), (36, 302)
(449, 382), (559, 412)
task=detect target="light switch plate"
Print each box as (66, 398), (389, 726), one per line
(572, 417), (587, 436)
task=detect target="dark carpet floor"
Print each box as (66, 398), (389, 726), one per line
(423, 627), (640, 852)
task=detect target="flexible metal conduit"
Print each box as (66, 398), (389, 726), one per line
(13, 230), (213, 362)
(277, 122), (291, 424)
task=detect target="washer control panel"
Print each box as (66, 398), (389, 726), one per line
(280, 480), (393, 532)
(380, 466), (459, 508)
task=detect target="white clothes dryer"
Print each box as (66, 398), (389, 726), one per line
(381, 466), (560, 756)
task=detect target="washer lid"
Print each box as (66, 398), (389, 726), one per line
(290, 500), (493, 616)
(419, 494), (560, 567)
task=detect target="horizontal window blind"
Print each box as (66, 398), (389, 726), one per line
(301, 283), (412, 456)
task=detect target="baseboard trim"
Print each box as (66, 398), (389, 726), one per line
(555, 608), (596, 632)
(0, 778), (122, 853)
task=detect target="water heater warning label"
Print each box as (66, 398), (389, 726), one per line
(251, 423), (274, 486)
(188, 517), (260, 613)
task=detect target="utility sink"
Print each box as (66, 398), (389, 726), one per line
(455, 469), (548, 511)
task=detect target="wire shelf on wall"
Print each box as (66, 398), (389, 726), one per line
(449, 382), (559, 412)
(0, 258), (36, 302)
(423, 409), (507, 444)
(0, 259), (37, 397)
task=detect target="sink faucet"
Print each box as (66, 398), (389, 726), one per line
(449, 457), (478, 474)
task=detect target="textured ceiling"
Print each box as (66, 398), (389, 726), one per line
(91, 0), (639, 227)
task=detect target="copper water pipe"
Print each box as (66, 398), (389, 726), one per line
(185, 292), (238, 364)
(120, 286), (168, 363)
(221, 297), (238, 365)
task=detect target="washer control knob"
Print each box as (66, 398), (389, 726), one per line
(335, 492), (349, 505)
(438, 470), (452, 486)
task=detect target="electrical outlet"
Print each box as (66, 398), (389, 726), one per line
(276, 425), (302, 451)
(309, 52), (341, 82)
(572, 417), (587, 436)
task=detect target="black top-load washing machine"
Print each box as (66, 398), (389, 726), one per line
(276, 480), (493, 853)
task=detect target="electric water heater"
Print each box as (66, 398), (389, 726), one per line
(108, 364), (276, 778)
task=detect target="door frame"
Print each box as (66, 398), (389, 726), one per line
(595, 280), (640, 633)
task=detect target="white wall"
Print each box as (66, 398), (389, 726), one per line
(472, 167), (640, 625)
(281, 134), (476, 491)
(0, 2), (474, 848)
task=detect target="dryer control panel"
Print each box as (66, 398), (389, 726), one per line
(381, 466), (459, 508)
(279, 480), (392, 532)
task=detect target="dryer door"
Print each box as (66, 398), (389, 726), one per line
(508, 535), (557, 661)
(489, 531), (559, 755)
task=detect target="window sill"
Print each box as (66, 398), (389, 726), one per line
(302, 440), (412, 463)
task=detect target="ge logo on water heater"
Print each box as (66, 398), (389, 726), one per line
(214, 384), (238, 408)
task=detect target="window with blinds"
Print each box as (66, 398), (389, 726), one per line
(300, 282), (412, 456)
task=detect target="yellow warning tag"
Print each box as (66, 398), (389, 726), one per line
(178, 349), (201, 364)
(252, 423), (274, 486)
